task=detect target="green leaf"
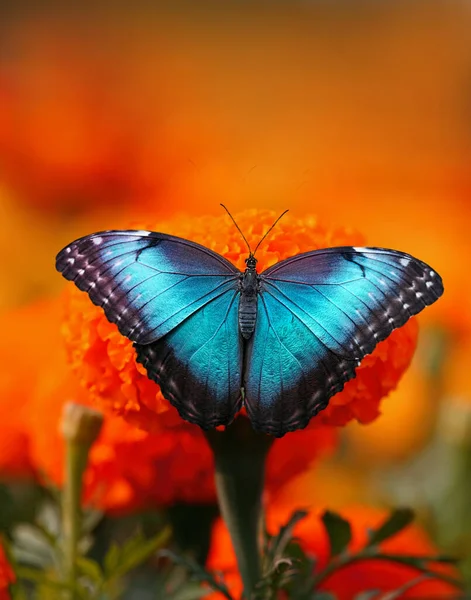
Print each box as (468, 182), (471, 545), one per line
(171, 583), (212, 600)
(81, 508), (104, 535)
(76, 556), (103, 583)
(36, 500), (61, 539)
(321, 510), (352, 557)
(103, 526), (171, 589)
(10, 585), (28, 600)
(16, 566), (75, 591)
(267, 509), (309, 565)
(376, 553), (459, 566)
(366, 509), (415, 547)
(104, 541), (121, 576)
(111, 527), (171, 579)
(159, 549), (234, 600)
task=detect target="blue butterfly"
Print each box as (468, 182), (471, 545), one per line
(56, 209), (443, 437)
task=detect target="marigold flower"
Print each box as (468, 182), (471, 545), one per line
(0, 297), (333, 511)
(207, 504), (459, 600)
(0, 542), (14, 600)
(62, 209), (418, 434)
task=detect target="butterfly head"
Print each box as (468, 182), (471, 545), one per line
(245, 255), (258, 270)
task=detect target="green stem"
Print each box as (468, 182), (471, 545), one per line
(206, 419), (273, 599)
(61, 403), (103, 599)
(62, 440), (89, 598)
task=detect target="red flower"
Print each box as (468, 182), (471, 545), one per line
(0, 542), (14, 600)
(207, 504), (460, 600)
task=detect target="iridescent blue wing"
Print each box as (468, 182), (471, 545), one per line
(56, 230), (243, 428)
(134, 289), (242, 429)
(244, 247), (443, 437)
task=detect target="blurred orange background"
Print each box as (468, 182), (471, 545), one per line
(0, 0), (470, 588)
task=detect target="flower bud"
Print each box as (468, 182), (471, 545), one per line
(60, 402), (103, 446)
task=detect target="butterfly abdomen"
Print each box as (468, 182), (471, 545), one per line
(239, 268), (259, 340)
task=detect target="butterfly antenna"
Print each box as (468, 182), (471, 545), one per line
(220, 204), (253, 255)
(253, 209), (289, 256)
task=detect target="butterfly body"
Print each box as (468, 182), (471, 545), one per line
(56, 228), (443, 437)
(238, 256), (259, 340)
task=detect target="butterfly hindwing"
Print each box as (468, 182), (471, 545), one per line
(56, 230), (240, 345)
(244, 247), (443, 436)
(243, 290), (356, 436)
(134, 288), (243, 429)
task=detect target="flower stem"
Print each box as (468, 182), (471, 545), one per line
(63, 441), (87, 597)
(206, 418), (274, 599)
(61, 403), (103, 599)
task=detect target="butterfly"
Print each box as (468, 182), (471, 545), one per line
(56, 208), (443, 437)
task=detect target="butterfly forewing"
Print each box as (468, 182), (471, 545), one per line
(244, 247), (443, 436)
(56, 230), (240, 344)
(56, 230), (243, 429)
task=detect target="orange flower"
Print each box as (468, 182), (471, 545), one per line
(30, 375), (335, 511)
(0, 542), (14, 600)
(62, 209), (418, 434)
(0, 297), (334, 511)
(207, 504), (459, 600)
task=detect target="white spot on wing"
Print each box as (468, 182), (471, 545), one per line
(92, 237), (103, 245)
(400, 257), (410, 267)
(426, 281), (433, 288)
(353, 247), (366, 252)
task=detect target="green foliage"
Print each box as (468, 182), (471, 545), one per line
(230, 508), (463, 600)
(3, 490), (464, 599)
(6, 492), (172, 599)
(365, 508), (414, 548)
(159, 549), (233, 599)
(321, 511), (352, 557)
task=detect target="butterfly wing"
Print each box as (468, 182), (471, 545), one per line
(56, 230), (243, 428)
(244, 247), (443, 437)
(134, 289), (242, 428)
(56, 230), (240, 344)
